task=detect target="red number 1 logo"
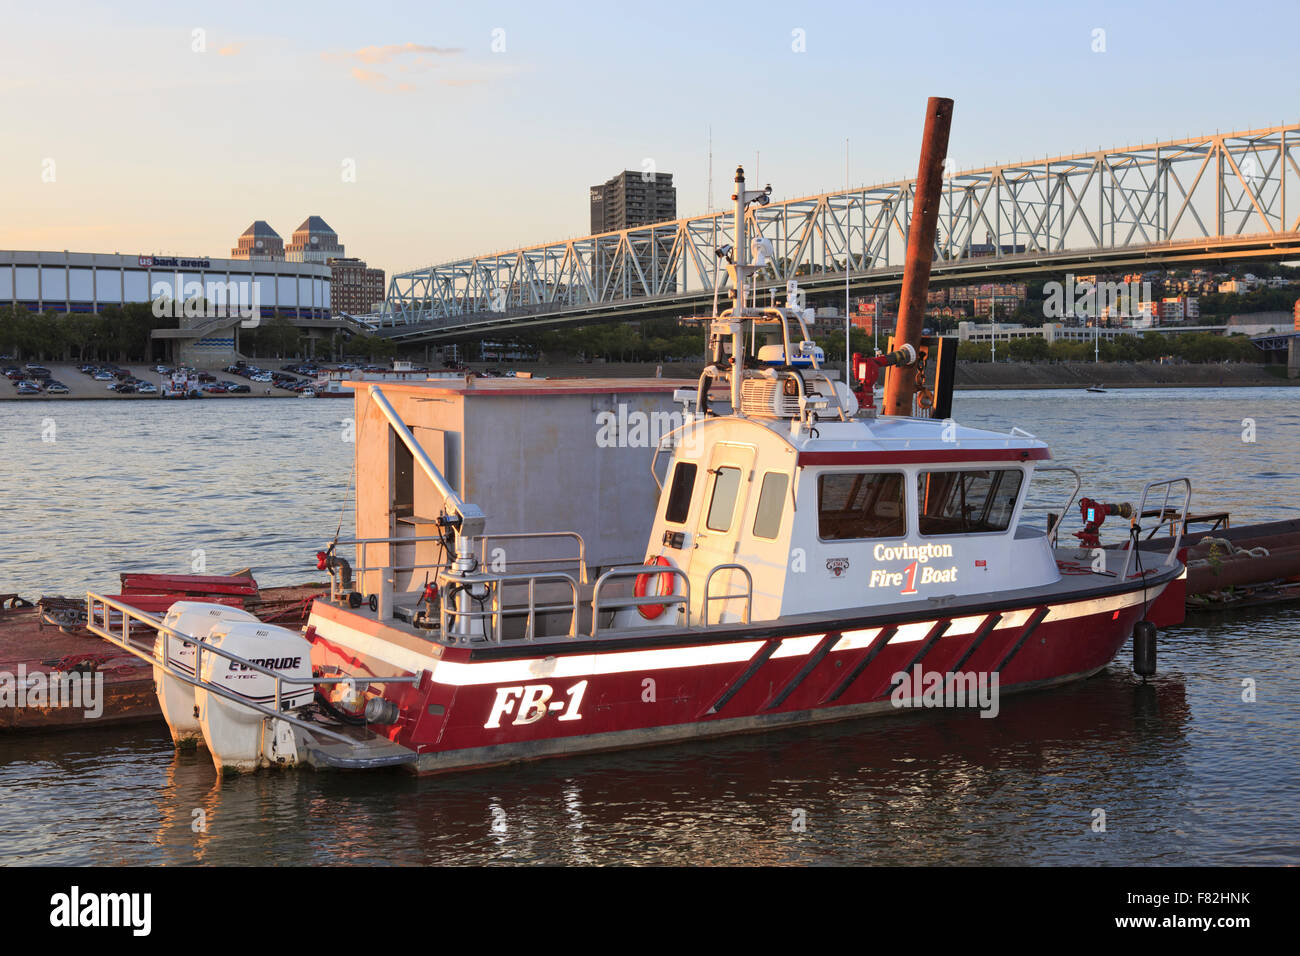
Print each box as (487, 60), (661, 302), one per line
(900, 561), (919, 595)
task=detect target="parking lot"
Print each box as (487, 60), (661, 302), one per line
(0, 361), (317, 400)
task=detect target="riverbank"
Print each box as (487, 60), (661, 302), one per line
(952, 360), (1296, 389)
(6, 358), (1293, 400)
(473, 359), (1298, 389)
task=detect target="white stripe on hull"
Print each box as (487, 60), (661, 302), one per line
(309, 583), (1159, 689)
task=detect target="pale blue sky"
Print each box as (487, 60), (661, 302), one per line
(1, 0), (1296, 275)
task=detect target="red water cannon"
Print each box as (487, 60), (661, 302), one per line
(1073, 497), (1133, 549)
(852, 345), (916, 411)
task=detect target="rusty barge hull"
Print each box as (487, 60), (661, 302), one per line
(0, 605), (161, 731)
(1146, 518), (1300, 612)
(0, 583), (325, 734)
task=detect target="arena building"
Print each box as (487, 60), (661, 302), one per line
(0, 249), (331, 365)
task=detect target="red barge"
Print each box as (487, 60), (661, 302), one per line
(80, 130), (1194, 773)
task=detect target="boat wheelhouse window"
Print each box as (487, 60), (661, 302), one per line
(817, 472), (906, 540)
(664, 462), (697, 524)
(706, 466), (743, 532)
(916, 469), (1024, 535)
(752, 472), (789, 540)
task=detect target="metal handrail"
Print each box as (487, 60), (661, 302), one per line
(650, 419), (705, 492)
(438, 571), (580, 643)
(1119, 477), (1192, 579)
(326, 533), (451, 600)
(84, 592), (421, 747)
(1022, 465), (1082, 547)
(702, 563), (754, 625)
(477, 531), (589, 584)
(591, 565), (692, 636)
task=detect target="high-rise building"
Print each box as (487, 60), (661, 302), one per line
(329, 257), (385, 316)
(286, 216), (344, 263)
(590, 171), (676, 233)
(231, 221), (285, 260)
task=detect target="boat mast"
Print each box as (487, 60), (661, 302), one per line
(725, 165), (772, 415)
(731, 165), (748, 416)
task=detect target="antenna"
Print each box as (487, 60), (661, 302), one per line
(707, 125), (714, 214)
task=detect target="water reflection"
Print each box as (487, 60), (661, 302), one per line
(103, 667), (1198, 866)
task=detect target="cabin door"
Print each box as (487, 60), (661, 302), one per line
(691, 442), (756, 624)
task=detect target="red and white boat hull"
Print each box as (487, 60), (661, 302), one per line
(306, 572), (1171, 774)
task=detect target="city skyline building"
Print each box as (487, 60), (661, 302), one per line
(590, 171), (677, 233)
(286, 216), (345, 264)
(231, 221), (285, 261)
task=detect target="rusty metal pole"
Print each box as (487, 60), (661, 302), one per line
(882, 96), (954, 417)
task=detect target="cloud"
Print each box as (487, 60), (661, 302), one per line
(217, 43), (244, 57)
(323, 40), (521, 93)
(323, 42), (462, 65)
(350, 67), (389, 91)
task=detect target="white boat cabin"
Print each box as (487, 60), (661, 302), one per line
(624, 411), (1059, 628)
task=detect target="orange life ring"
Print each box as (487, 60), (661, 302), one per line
(634, 555), (676, 620)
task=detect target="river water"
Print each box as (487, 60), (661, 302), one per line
(0, 388), (1296, 865)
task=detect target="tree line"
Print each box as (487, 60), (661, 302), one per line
(0, 304), (172, 362)
(955, 332), (1263, 364)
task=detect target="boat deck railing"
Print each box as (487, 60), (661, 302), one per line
(1021, 465), (1082, 547)
(334, 530), (589, 602)
(334, 533), (450, 601)
(436, 558), (756, 641)
(703, 563), (754, 625)
(1120, 478), (1192, 579)
(590, 564), (693, 636)
(440, 570), (583, 642)
(84, 592), (421, 745)
(477, 531), (588, 583)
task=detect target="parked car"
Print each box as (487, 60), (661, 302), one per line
(16, 381), (42, 395)
(225, 383), (250, 394)
(136, 382), (157, 394)
(45, 381), (70, 394)
(93, 371), (114, 381)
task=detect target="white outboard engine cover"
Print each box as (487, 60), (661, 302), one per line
(196, 620), (315, 773)
(153, 602), (260, 748)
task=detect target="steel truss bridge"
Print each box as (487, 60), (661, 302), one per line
(374, 123), (1300, 342)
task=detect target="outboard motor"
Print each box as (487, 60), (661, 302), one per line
(196, 620), (315, 773)
(154, 602), (260, 748)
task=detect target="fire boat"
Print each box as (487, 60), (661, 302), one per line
(85, 99), (1191, 774)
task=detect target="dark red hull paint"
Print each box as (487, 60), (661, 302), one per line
(308, 580), (1164, 773)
